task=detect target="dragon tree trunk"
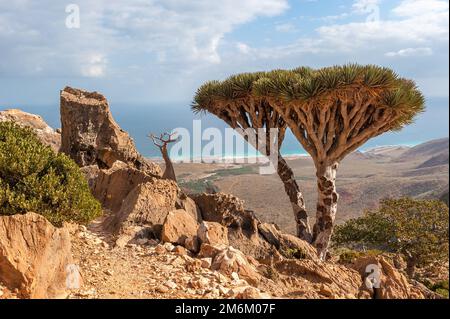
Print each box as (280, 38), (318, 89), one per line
(277, 155), (312, 242)
(312, 162), (339, 260)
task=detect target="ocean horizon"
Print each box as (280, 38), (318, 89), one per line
(2, 97), (448, 159)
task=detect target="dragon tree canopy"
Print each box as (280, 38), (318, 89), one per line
(193, 64), (425, 165)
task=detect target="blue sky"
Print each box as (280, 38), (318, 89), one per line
(0, 0), (448, 106)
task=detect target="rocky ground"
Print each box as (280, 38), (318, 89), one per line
(69, 223), (270, 299)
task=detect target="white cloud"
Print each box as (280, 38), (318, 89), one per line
(236, 42), (251, 54)
(392, 0), (449, 17)
(254, 0), (448, 58)
(316, 0), (448, 50)
(385, 47), (433, 57)
(352, 0), (381, 14)
(275, 23), (297, 32)
(81, 53), (107, 77)
(0, 0), (289, 76)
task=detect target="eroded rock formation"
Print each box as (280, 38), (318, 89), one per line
(60, 87), (161, 176)
(0, 213), (73, 298)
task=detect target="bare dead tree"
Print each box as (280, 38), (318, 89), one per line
(149, 132), (178, 182)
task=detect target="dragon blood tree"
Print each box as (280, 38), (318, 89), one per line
(254, 64), (425, 259)
(192, 72), (312, 241)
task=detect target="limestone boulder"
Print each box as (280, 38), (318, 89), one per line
(161, 209), (199, 245)
(192, 193), (248, 227)
(0, 213), (74, 299)
(193, 192), (270, 259)
(0, 109), (61, 152)
(197, 221), (229, 246)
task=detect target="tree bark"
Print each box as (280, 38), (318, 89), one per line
(406, 256), (418, 278)
(312, 162), (339, 260)
(160, 145), (177, 182)
(277, 155), (312, 242)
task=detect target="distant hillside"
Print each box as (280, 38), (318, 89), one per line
(417, 152), (449, 169)
(397, 138), (449, 163)
(176, 137), (449, 234)
(363, 145), (410, 159)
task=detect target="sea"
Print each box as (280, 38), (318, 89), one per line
(2, 97), (449, 160)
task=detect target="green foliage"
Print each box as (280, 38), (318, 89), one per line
(335, 248), (382, 264)
(281, 247), (308, 259)
(332, 198), (449, 269)
(193, 64), (425, 133)
(435, 288), (449, 298)
(423, 279), (449, 298)
(433, 280), (449, 298)
(0, 122), (102, 226)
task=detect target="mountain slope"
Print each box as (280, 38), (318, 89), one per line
(397, 138), (449, 163)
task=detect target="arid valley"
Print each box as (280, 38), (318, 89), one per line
(174, 138), (449, 234)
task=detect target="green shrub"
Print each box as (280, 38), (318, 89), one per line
(432, 280), (449, 298)
(281, 247), (307, 259)
(0, 122), (102, 226)
(336, 248), (382, 264)
(332, 198), (449, 277)
(337, 249), (361, 264)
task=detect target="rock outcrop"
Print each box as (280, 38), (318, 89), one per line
(90, 161), (201, 243)
(0, 213), (74, 299)
(0, 109), (61, 152)
(60, 87), (161, 176)
(352, 256), (425, 299)
(192, 192), (317, 262)
(274, 259), (363, 299)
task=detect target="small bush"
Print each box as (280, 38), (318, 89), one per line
(281, 247), (307, 259)
(336, 248), (382, 264)
(337, 249), (361, 264)
(432, 280), (449, 298)
(263, 266), (279, 281)
(332, 198), (449, 277)
(0, 122), (102, 226)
